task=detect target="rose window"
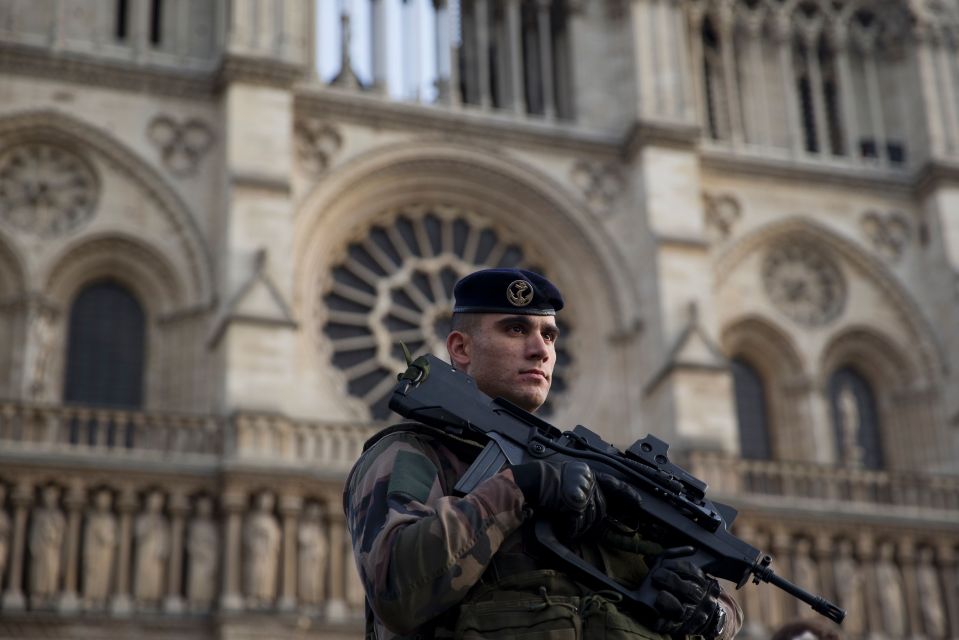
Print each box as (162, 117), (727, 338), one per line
(321, 207), (571, 419)
(0, 142), (98, 237)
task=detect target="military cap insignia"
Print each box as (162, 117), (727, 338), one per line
(506, 279), (534, 307)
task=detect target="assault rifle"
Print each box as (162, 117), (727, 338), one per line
(389, 353), (845, 625)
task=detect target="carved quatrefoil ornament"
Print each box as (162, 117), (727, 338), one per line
(762, 243), (846, 327)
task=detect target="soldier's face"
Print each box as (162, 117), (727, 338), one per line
(448, 314), (559, 412)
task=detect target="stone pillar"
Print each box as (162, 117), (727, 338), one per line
(912, 24), (947, 158)
(855, 31), (887, 164)
(58, 482), (85, 612)
(773, 15), (802, 156)
(163, 492), (189, 613)
(856, 532), (880, 638)
(741, 14), (768, 146)
(278, 494), (302, 611)
(799, 23), (828, 156)
(934, 541), (959, 639)
(535, 0), (556, 119)
(716, 1), (743, 145)
(371, 0), (388, 93)
(324, 510), (348, 621)
(813, 532), (836, 605)
(110, 487), (137, 615)
(1, 481), (33, 610)
(433, 0), (453, 104)
(686, 5), (707, 130)
(219, 491), (245, 612)
(475, 0), (491, 109)
(933, 31), (959, 155)
(506, 0), (525, 114)
(832, 23), (858, 160)
(899, 537), (923, 638)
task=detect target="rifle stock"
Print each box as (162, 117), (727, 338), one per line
(389, 354), (845, 625)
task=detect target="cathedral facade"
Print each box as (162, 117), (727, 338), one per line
(0, 1), (957, 638)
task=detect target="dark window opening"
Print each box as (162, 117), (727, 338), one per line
(150, 0), (163, 45)
(828, 366), (884, 470)
(731, 357), (773, 460)
(702, 18), (722, 140)
(63, 281), (146, 410)
(115, 0), (129, 40)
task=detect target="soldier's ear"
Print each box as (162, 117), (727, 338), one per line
(447, 330), (471, 371)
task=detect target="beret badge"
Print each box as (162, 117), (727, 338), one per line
(506, 279), (534, 307)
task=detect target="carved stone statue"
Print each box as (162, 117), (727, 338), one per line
(29, 485), (65, 605)
(793, 538), (819, 597)
(875, 541), (906, 638)
(186, 496), (218, 610)
(0, 484), (10, 588)
(297, 503), (328, 605)
(837, 385), (865, 467)
(82, 489), (117, 607)
(916, 547), (946, 639)
(133, 491), (170, 605)
(243, 492), (280, 606)
(833, 539), (865, 636)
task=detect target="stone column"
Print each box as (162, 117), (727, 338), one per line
(163, 492), (189, 613)
(767, 528), (791, 628)
(506, 0), (525, 114)
(219, 491), (245, 612)
(433, 0), (453, 104)
(371, 0), (388, 93)
(741, 13), (767, 146)
(934, 540), (959, 638)
(475, 0), (491, 109)
(1, 481), (33, 610)
(856, 532), (880, 639)
(773, 15), (803, 156)
(278, 494), (302, 611)
(832, 23), (859, 160)
(912, 24), (946, 158)
(898, 537), (923, 638)
(717, 1), (743, 146)
(535, 0), (556, 119)
(933, 31), (959, 155)
(813, 532), (836, 605)
(58, 482), (85, 612)
(855, 32), (888, 163)
(799, 23), (828, 155)
(325, 510), (348, 621)
(110, 487), (137, 615)
(686, 5), (707, 130)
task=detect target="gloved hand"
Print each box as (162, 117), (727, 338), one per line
(646, 553), (725, 638)
(510, 460), (606, 539)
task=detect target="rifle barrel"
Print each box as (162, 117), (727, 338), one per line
(758, 567), (846, 624)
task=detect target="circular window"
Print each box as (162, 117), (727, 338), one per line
(0, 142), (99, 237)
(762, 243), (845, 327)
(320, 206), (571, 419)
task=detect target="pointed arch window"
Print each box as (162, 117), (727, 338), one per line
(731, 357), (773, 460)
(63, 281), (146, 409)
(828, 366), (883, 469)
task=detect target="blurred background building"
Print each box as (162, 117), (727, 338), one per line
(0, 0), (957, 638)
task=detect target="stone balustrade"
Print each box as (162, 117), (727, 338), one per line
(687, 450), (959, 514)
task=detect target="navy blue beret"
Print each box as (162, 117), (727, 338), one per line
(452, 268), (564, 316)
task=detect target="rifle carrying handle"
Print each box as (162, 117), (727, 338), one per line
(454, 440), (509, 495)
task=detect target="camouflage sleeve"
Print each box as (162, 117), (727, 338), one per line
(345, 431), (527, 635)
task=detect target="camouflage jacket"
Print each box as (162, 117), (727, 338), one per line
(344, 422), (743, 639)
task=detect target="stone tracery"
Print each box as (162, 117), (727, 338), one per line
(319, 205), (570, 420)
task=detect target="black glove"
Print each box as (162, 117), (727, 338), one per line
(646, 553), (725, 638)
(510, 460), (605, 539)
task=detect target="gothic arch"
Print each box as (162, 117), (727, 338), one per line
(0, 108), (214, 308)
(45, 233), (184, 316)
(721, 315), (806, 383)
(715, 216), (944, 385)
(294, 139), (640, 337)
(293, 139), (640, 423)
(819, 326), (915, 392)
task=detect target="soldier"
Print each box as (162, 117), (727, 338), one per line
(344, 268), (743, 639)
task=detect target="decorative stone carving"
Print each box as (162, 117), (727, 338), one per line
(0, 142), (98, 237)
(916, 547), (947, 639)
(762, 243), (845, 327)
(295, 118), (343, 175)
(297, 503), (328, 606)
(243, 491), (281, 606)
(860, 210), (910, 262)
(82, 489), (117, 608)
(570, 160), (623, 217)
(29, 485), (65, 606)
(0, 484), (9, 589)
(875, 541), (906, 638)
(702, 192), (741, 241)
(833, 539), (865, 636)
(133, 490), (170, 605)
(321, 206), (569, 419)
(837, 385), (864, 468)
(147, 115), (214, 177)
(22, 301), (57, 398)
(186, 496), (218, 611)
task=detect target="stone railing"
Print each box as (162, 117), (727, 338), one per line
(686, 451), (959, 514)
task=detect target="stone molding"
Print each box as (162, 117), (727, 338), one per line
(0, 110), (214, 307)
(715, 216), (948, 383)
